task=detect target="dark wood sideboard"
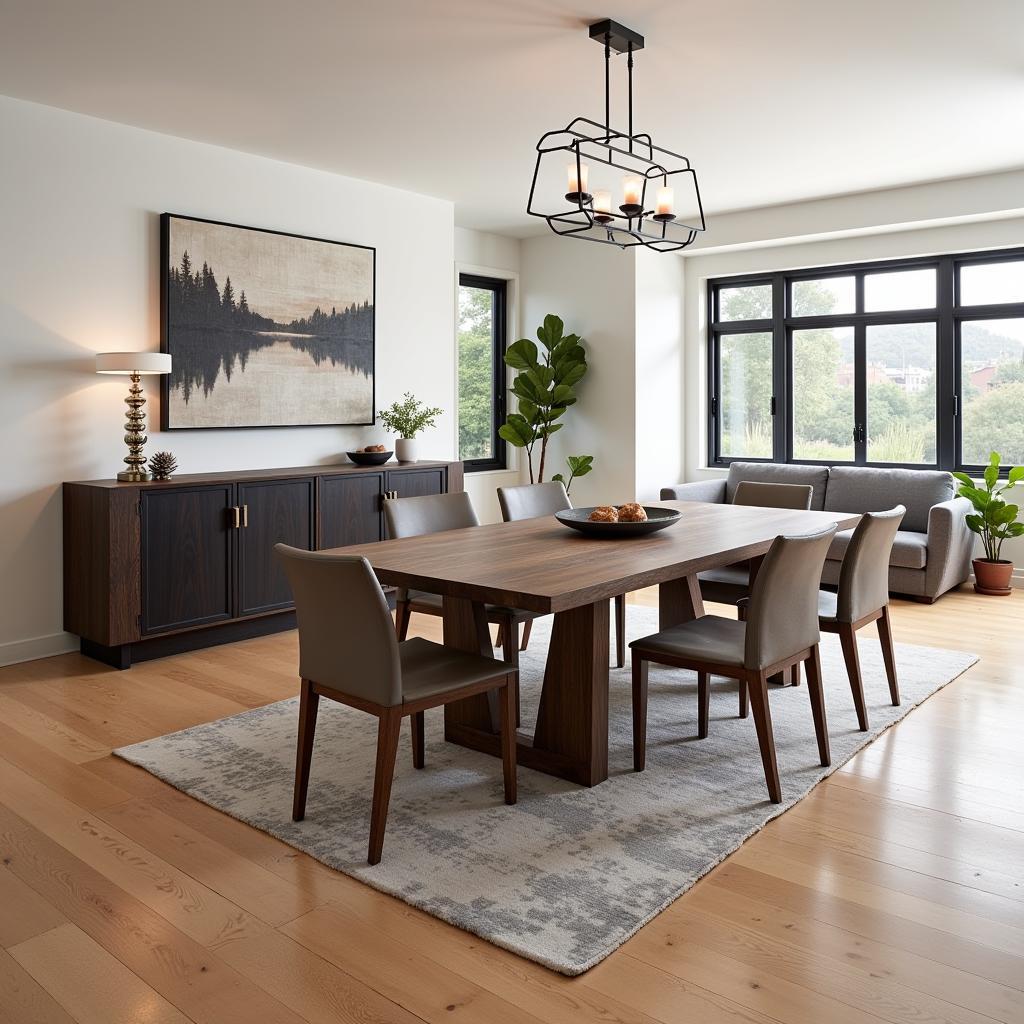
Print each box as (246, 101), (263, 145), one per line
(63, 460), (463, 669)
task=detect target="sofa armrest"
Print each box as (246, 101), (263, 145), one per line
(660, 479), (727, 503)
(924, 496), (975, 599)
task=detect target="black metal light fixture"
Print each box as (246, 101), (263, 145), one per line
(527, 19), (706, 253)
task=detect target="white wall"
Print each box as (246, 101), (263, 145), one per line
(454, 227), (523, 523)
(680, 210), (1024, 582)
(520, 235), (637, 507)
(0, 96), (456, 665)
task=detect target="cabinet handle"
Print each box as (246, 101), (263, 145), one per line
(229, 506), (241, 529)
(241, 504), (249, 527)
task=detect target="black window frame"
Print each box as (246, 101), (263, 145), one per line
(458, 272), (508, 473)
(707, 245), (1024, 476)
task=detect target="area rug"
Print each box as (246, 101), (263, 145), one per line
(115, 607), (977, 975)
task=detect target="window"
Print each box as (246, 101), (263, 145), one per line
(708, 247), (1024, 473)
(458, 274), (507, 471)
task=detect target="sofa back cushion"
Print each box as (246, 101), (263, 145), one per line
(824, 466), (953, 533)
(726, 462), (829, 510)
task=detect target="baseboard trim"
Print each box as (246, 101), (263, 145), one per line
(0, 632), (78, 668)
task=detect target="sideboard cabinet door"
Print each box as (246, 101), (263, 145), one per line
(319, 473), (384, 549)
(238, 478), (315, 617)
(141, 485), (235, 635)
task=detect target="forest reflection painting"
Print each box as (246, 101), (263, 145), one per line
(160, 214), (375, 429)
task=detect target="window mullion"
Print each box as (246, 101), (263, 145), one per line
(936, 257), (956, 470)
(854, 323), (867, 465)
(771, 275), (787, 463)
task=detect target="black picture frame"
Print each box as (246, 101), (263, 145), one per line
(160, 213), (376, 431)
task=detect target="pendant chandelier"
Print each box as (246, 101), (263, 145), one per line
(527, 19), (705, 253)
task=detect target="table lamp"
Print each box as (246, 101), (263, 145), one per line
(95, 352), (172, 481)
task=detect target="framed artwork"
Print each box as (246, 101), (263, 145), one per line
(160, 213), (375, 429)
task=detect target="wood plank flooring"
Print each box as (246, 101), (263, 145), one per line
(1, 588), (1021, 1024)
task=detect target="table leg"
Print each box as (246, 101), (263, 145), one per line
(659, 575), (705, 629)
(533, 600), (610, 787)
(443, 597), (611, 787)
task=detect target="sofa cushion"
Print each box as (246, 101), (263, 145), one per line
(726, 462), (829, 510)
(824, 466), (953, 533)
(827, 527), (928, 570)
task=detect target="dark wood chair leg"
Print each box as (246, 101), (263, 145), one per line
(877, 605), (900, 706)
(292, 678), (320, 822)
(411, 710), (425, 769)
(499, 675), (518, 805)
(614, 594), (626, 669)
(839, 623), (869, 731)
(494, 622), (504, 649)
(697, 671), (710, 739)
(368, 709), (402, 865)
(395, 599), (412, 641)
(745, 670), (782, 803)
(738, 677), (749, 719)
(499, 615), (521, 727)
(791, 661), (801, 687)
(803, 645), (830, 767)
(632, 657), (649, 771)
(519, 618), (533, 651)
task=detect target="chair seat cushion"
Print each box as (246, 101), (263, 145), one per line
(399, 637), (510, 704)
(630, 615), (746, 668)
(827, 528), (928, 570)
(726, 462), (830, 510)
(697, 565), (751, 606)
(406, 590), (539, 621)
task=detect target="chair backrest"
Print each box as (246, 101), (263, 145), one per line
(275, 544), (402, 706)
(744, 526), (837, 671)
(836, 505), (906, 623)
(733, 480), (813, 510)
(383, 491), (479, 539)
(497, 481), (571, 522)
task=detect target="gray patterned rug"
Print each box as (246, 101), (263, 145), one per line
(115, 607), (976, 975)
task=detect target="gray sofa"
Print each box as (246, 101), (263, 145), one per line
(662, 462), (974, 603)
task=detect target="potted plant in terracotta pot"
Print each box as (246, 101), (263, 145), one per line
(954, 452), (1024, 596)
(378, 392), (443, 463)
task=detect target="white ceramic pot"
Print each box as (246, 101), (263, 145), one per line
(395, 437), (418, 463)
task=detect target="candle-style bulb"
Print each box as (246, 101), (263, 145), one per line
(653, 184), (676, 222)
(565, 161), (591, 205)
(592, 188), (612, 224)
(619, 175), (643, 217)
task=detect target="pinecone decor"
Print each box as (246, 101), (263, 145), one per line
(148, 451), (178, 481)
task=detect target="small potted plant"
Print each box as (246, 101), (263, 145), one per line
(378, 392), (443, 463)
(954, 451), (1024, 596)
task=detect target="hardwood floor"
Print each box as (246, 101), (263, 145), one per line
(1, 588), (1022, 1024)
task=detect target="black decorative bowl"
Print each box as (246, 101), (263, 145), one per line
(555, 506), (682, 538)
(346, 450), (393, 466)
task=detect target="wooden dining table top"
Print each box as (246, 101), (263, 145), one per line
(326, 500), (861, 614)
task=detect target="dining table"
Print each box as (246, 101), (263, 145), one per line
(327, 499), (860, 787)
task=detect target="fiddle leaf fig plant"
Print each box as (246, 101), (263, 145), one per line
(498, 314), (588, 483)
(552, 454), (594, 496)
(952, 451), (1024, 562)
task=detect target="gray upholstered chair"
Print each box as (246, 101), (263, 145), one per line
(276, 544), (517, 865)
(630, 525), (837, 803)
(496, 481), (627, 668)
(818, 505), (905, 731)
(385, 492), (538, 672)
(697, 480), (814, 608)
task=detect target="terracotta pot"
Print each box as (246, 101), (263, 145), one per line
(973, 558), (1014, 596)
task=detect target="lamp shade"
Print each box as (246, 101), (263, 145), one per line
(95, 351), (172, 375)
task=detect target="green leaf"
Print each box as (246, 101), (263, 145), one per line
(1008, 522), (1024, 537)
(965, 513), (984, 533)
(551, 384), (575, 406)
(537, 314), (565, 350)
(551, 472), (565, 484)
(504, 338), (538, 370)
(951, 472), (974, 487)
(1009, 466), (1024, 483)
(558, 363), (588, 387)
(984, 463), (999, 489)
(516, 399), (539, 422)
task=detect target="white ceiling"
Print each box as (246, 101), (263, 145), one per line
(2, 0), (1023, 236)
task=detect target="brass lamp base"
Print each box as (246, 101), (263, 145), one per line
(117, 470), (153, 482)
(117, 370), (152, 482)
